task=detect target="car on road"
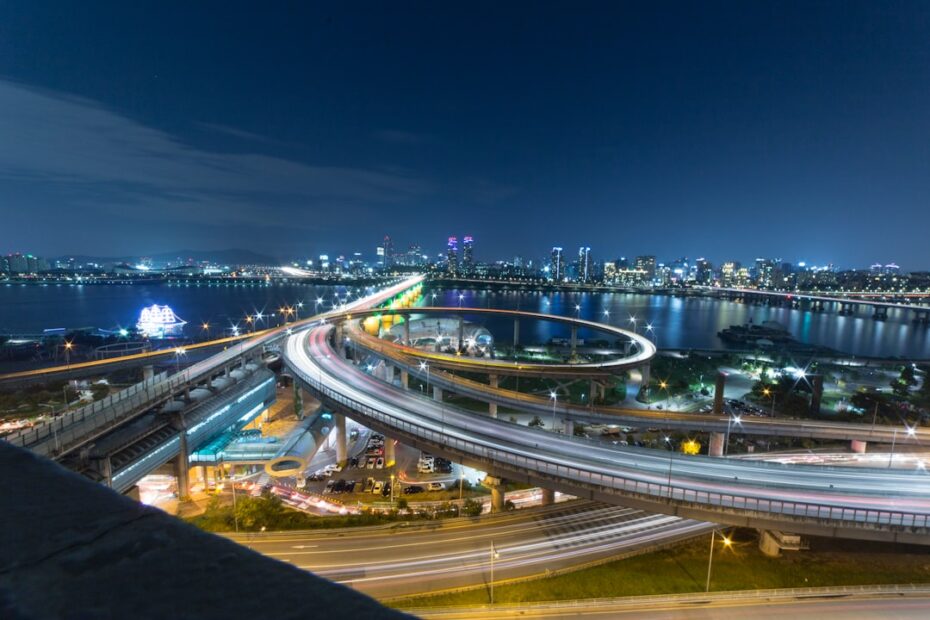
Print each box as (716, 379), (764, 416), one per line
(427, 482), (445, 491)
(382, 481), (392, 497)
(363, 477), (375, 493)
(372, 481), (384, 494)
(367, 457), (376, 469)
(375, 457), (384, 469)
(403, 485), (424, 495)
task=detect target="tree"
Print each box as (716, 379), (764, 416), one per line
(396, 498), (409, 511)
(528, 415), (544, 428)
(462, 498), (483, 516)
(293, 383), (304, 420)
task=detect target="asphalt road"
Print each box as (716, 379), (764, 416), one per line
(227, 500), (710, 598)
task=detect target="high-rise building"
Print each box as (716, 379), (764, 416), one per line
(446, 236), (458, 275)
(634, 255), (656, 281)
(382, 235), (394, 268)
(462, 236), (474, 272)
(577, 246), (592, 283)
(721, 261), (740, 287)
(5, 253), (28, 274)
(694, 258), (713, 284)
(550, 247), (564, 281)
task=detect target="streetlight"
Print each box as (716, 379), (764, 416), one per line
(174, 347), (186, 374)
(419, 361), (430, 396)
(603, 309), (610, 321)
(64, 341), (73, 367)
(574, 304), (581, 319)
(628, 316), (638, 333)
(762, 387), (776, 418)
(550, 391), (558, 430)
(490, 541), (500, 605)
(889, 425), (917, 468)
(458, 293), (465, 308)
(705, 530), (732, 592)
(459, 469), (465, 501)
(646, 323), (657, 348)
(202, 322), (210, 340)
(724, 415), (741, 455)
(390, 473), (395, 505)
(659, 380), (669, 405)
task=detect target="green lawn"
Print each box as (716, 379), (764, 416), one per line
(392, 532), (930, 608)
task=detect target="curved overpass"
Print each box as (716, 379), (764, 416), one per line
(285, 323), (930, 544)
(341, 306), (655, 376)
(343, 319), (929, 444)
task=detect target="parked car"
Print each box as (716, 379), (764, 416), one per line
(372, 481), (384, 494)
(403, 485), (424, 495)
(427, 482), (445, 491)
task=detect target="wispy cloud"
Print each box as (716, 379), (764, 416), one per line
(0, 80), (433, 233)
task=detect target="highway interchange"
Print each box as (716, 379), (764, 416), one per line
(285, 313), (930, 542)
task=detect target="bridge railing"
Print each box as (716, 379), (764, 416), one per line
(287, 359), (930, 533)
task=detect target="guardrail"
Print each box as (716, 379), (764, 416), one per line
(404, 583), (930, 616)
(286, 345), (930, 535)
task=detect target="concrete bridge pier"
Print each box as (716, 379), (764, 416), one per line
(513, 319), (520, 349)
(143, 364), (154, 381)
(404, 319), (411, 345)
(488, 374), (499, 418)
(850, 439), (867, 454)
(638, 363), (651, 400)
(400, 369), (409, 389)
(913, 309), (930, 325)
(809, 374), (824, 415)
(175, 420), (190, 501)
(540, 488), (555, 506)
(433, 386), (444, 402)
(570, 325), (578, 357)
(485, 476), (506, 513)
(709, 431), (725, 457)
(564, 418), (574, 436)
(873, 307), (888, 321)
(335, 413), (347, 465)
(458, 317), (465, 351)
(713, 372), (727, 415)
(385, 437), (396, 468)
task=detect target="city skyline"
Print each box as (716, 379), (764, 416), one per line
(3, 3), (930, 267)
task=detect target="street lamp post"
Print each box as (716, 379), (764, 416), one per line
(724, 415), (741, 456)
(705, 530), (732, 592)
(550, 391), (558, 431)
(420, 361), (430, 396)
(490, 541), (500, 605)
(390, 473), (395, 505)
(459, 470), (465, 501)
(64, 341), (73, 367)
(889, 426), (916, 468)
(763, 388), (776, 418)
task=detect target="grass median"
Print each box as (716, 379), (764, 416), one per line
(391, 530), (930, 608)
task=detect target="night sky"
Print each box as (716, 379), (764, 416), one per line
(2, 2), (929, 268)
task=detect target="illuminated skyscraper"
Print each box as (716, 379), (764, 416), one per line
(550, 247), (564, 281)
(447, 236), (458, 275)
(577, 246), (592, 283)
(462, 236), (474, 272)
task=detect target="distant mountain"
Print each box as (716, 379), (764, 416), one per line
(53, 248), (281, 266)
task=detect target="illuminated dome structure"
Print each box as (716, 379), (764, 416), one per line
(136, 304), (187, 339)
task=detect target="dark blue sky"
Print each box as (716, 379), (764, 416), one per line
(2, 2), (929, 268)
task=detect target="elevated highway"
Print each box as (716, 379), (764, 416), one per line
(2, 276), (425, 463)
(344, 318), (930, 444)
(285, 322), (930, 544)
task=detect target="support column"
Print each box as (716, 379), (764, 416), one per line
(810, 374), (824, 415)
(458, 317), (465, 351)
(175, 413), (190, 500)
(489, 374), (499, 418)
(709, 431), (725, 457)
(335, 413), (347, 465)
(201, 465), (210, 490)
(385, 437), (396, 468)
(143, 364), (154, 381)
(404, 319), (411, 345)
(540, 488), (555, 506)
(713, 372), (727, 415)
(400, 369), (409, 389)
(486, 476), (505, 513)
(850, 439), (867, 454)
(570, 325), (578, 357)
(564, 418), (574, 436)
(433, 386), (444, 401)
(638, 363), (651, 400)
(513, 319), (520, 349)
